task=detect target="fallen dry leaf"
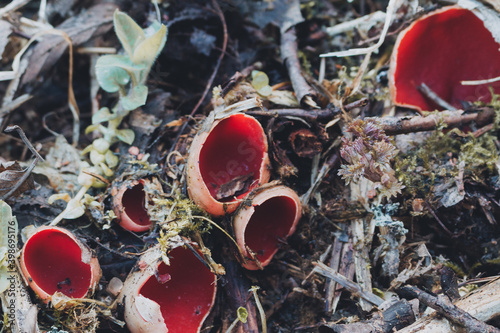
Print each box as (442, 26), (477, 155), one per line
(0, 161), (35, 198)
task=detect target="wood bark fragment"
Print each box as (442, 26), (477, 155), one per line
(325, 234), (355, 313)
(313, 261), (384, 307)
(319, 299), (416, 333)
(350, 179), (377, 311)
(223, 262), (259, 333)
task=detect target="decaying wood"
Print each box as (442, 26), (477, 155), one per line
(223, 262), (259, 333)
(397, 278), (500, 333)
(439, 266), (460, 301)
(313, 261), (384, 307)
(319, 299), (416, 333)
(324, 227), (355, 313)
(350, 179), (377, 311)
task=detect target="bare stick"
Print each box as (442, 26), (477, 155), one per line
(246, 98), (368, 120)
(418, 83), (457, 111)
(4, 125), (44, 161)
(281, 27), (318, 108)
(399, 285), (500, 333)
(399, 277), (500, 332)
(373, 108), (495, 136)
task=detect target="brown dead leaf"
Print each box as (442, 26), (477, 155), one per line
(215, 173), (254, 200)
(21, 3), (116, 85)
(0, 161), (35, 198)
(289, 128), (322, 158)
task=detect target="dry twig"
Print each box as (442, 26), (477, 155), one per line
(399, 285), (500, 333)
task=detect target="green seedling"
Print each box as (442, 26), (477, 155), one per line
(50, 11), (167, 225)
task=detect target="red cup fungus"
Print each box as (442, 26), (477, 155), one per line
(187, 113), (271, 216)
(233, 184), (302, 270)
(389, 6), (500, 112)
(112, 179), (152, 232)
(20, 226), (101, 303)
(120, 245), (217, 333)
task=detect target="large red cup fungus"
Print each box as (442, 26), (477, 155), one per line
(112, 179), (152, 232)
(389, 6), (500, 112)
(187, 113), (271, 216)
(120, 245), (217, 333)
(233, 184), (302, 270)
(20, 226), (101, 303)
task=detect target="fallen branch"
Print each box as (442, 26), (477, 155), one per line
(373, 107), (495, 135)
(397, 278), (500, 333)
(281, 27), (318, 108)
(246, 98), (368, 120)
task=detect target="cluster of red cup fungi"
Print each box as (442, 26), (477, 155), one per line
(18, 5), (500, 332)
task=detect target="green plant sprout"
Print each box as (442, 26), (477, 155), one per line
(49, 11), (167, 226)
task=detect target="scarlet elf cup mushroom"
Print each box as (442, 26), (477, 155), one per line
(20, 226), (101, 303)
(112, 179), (152, 232)
(389, 6), (500, 112)
(233, 184), (302, 270)
(119, 245), (217, 333)
(187, 113), (271, 216)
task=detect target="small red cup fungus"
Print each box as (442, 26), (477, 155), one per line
(389, 6), (500, 112)
(233, 184), (302, 270)
(20, 226), (101, 303)
(112, 179), (152, 232)
(187, 113), (271, 216)
(120, 245), (217, 333)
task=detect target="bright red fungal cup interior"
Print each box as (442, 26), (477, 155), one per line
(139, 247), (216, 333)
(244, 196), (297, 264)
(392, 7), (500, 111)
(24, 229), (91, 298)
(199, 114), (266, 201)
(122, 183), (150, 226)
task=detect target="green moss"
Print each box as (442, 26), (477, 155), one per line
(395, 128), (498, 198)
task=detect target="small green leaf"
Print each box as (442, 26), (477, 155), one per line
(252, 71), (272, 97)
(132, 25), (167, 66)
(257, 85), (272, 97)
(113, 10), (146, 59)
(251, 71), (269, 90)
(237, 307), (248, 323)
(99, 163), (114, 177)
(121, 85), (148, 111)
(92, 107), (116, 124)
(105, 150), (119, 168)
(85, 124), (100, 134)
(63, 199), (86, 219)
(95, 65), (130, 93)
(48, 193), (71, 204)
(116, 129), (135, 145)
